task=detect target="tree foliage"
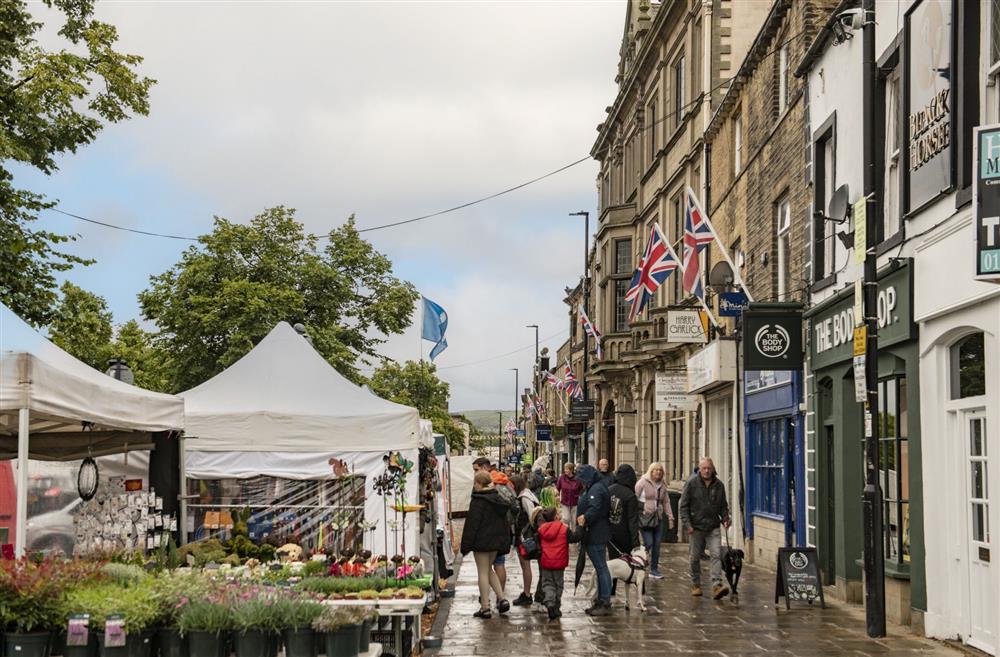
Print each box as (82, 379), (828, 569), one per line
(47, 281), (114, 369)
(0, 0), (155, 325)
(369, 360), (467, 454)
(138, 207), (418, 393)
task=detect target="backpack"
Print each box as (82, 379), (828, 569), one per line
(494, 483), (518, 527)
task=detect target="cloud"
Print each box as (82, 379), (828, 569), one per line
(21, 0), (623, 409)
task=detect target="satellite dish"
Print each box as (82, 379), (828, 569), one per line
(828, 184), (850, 224)
(708, 261), (735, 290)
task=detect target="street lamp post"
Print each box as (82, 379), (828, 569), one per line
(525, 325), (539, 392)
(570, 211), (590, 462)
(496, 410), (503, 464)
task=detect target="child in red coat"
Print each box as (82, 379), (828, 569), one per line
(533, 506), (583, 620)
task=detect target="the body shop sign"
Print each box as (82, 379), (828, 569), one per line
(904, 0), (952, 212)
(974, 124), (1000, 282)
(808, 263), (914, 370)
(742, 304), (803, 371)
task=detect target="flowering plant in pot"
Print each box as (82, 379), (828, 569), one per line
(64, 582), (159, 657)
(149, 571), (212, 657)
(273, 594), (325, 657)
(312, 608), (360, 657)
(175, 600), (232, 657)
(231, 585), (282, 657)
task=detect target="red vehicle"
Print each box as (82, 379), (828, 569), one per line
(0, 461), (16, 550)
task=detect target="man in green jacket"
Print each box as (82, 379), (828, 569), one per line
(679, 457), (731, 600)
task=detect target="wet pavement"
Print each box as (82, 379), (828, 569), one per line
(432, 543), (961, 657)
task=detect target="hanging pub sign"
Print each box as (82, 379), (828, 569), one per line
(718, 291), (750, 317)
(742, 303), (803, 371)
(904, 0), (952, 213)
(974, 124), (1000, 282)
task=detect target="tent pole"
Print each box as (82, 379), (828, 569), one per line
(178, 435), (188, 546)
(15, 408), (29, 557)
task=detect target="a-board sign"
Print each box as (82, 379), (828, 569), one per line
(774, 547), (826, 609)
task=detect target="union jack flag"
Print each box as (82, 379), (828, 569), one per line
(523, 395), (536, 420)
(505, 419), (517, 439)
(579, 306), (604, 360)
(682, 187), (716, 299)
(542, 370), (563, 390)
(563, 360), (584, 401)
(625, 222), (681, 321)
(532, 393), (546, 419)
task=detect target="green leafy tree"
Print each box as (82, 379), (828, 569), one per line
(111, 319), (169, 392)
(0, 0), (155, 325)
(47, 281), (114, 369)
(369, 360), (466, 453)
(139, 207), (418, 392)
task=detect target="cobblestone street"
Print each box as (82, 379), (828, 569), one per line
(432, 544), (962, 657)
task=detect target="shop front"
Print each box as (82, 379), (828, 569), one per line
(804, 260), (924, 625)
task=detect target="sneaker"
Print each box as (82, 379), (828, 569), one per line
(532, 602), (547, 614)
(497, 599), (510, 614)
(649, 570), (664, 579)
(512, 592), (533, 606)
(691, 585), (703, 597)
(473, 608), (492, 619)
(711, 584), (730, 600)
(584, 601), (612, 617)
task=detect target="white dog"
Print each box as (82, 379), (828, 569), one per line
(582, 544), (649, 611)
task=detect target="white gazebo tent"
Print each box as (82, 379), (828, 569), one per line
(181, 322), (422, 555)
(0, 303), (185, 555)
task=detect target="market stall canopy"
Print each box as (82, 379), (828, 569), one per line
(181, 322), (420, 454)
(0, 303), (185, 460)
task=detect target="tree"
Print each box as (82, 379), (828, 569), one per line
(47, 281), (114, 369)
(110, 319), (169, 392)
(0, 0), (154, 326)
(139, 207), (418, 392)
(369, 360), (466, 454)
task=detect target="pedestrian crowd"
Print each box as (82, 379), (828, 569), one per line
(458, 454), (733, 620)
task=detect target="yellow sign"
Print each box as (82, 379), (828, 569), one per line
(854, 198), (867, 264)
(853, 326), (867, 356)
(698, 310), (710, 336)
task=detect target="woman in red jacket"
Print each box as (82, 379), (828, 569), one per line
(533, 506), (582, 620)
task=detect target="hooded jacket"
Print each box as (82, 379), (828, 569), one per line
(537, 519), (582, 570)
(635, 474), (675, 522)
(460, 487), (512, 554)
(679, 472), (730, 532)
(575, 464), (611, 546)
(607, 464), (641, 556)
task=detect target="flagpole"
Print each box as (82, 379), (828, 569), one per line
(685, 186), (755, 302)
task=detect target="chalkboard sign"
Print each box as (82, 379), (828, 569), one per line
(774, 547), (825, 609)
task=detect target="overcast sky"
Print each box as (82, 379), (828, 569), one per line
(17, 0), (624, 411)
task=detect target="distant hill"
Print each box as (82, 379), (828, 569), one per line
(456, 410), (517, 434)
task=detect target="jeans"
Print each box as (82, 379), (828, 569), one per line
(472, 551), (505, 609)
(539, 568), (565, 609)
(641, 521), (664, 573)
(688, 527), (723, 587)
(586, 543), (612, 603)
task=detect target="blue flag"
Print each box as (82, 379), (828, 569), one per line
(421, 296), (448, 361)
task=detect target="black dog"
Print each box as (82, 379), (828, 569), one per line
(721, 547), (745, 601)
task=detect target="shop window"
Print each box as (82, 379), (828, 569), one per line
(877, 376), (909, 565)
(751, 418), (787, 518)
(951, 332), (986, 398)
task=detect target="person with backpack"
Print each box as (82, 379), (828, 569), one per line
(533, 506), (582, 620)
(488, 466), (517, 591)
(556, 463), (584, 526)
(575, 463), (613, 616)
(635, 461), (675, 579)
(461, 471), (513, 618)
(607, 463), (641, 559)
(510, 474), (540, 606)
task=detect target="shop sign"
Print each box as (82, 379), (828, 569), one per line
(853, 198), (867, 264)
(742, 304), (803, 371)
(744, 370), (792, 393)
(719, 291), (750, 317)
(535, 424), (552, 442)
(666, 310), (708, 343)
(568, 400), (595, 421)
(974, 124), (1000, 282)
(904, 0), (952, 212)
(552, 425), (567, 439)
(655, 371), (698, 411)
(808, 262), (914, 370)
(686, 340), (737, 393)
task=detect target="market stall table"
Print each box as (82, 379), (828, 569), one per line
(323, 596), (425, 657)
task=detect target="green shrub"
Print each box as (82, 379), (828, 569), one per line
(64, 582), (159, 634)
(273, 597), (325, 631)
(101, 563), (148, 587)
(232, 599), (279, 634)
(176, 601), (233, 635)
(301, 560), (326, 577)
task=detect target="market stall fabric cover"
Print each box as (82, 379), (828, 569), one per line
(182, 321), (420, 473)
(0, 302), (184, 459)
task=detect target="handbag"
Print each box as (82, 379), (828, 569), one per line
(518, 526), (541, 560)
(639, 511), (660, 530)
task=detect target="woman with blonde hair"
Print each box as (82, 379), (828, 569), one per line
(634, 461), (675, 579)
(460, 471), (511, 618)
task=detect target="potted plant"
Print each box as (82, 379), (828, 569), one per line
(231, 591), (279, 657)
(0, 558), (100, 657)
(65, 582), (158, 657)
(312, 609), (359, 657)
(354, 609), (377, 655)
(176, 602), (232, 657)
(149, 571), (210, 657)
(273, 596), (324, 657)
